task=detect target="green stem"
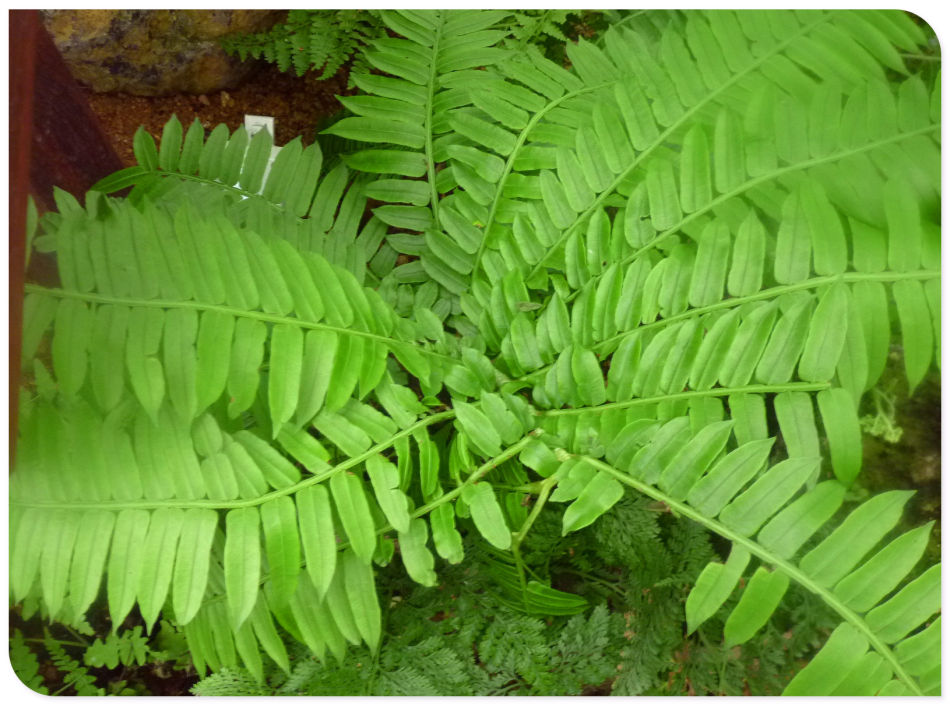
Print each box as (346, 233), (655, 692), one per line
(471, 78), (617, 279)
(578, 453), (924, 697)
(515, 121), (937, 347)
(537, 382), (830, 417)
(596, 269), (940, 354)
(337, 431), (541, 551)
(24, 284), (457, 365)
(14, 410), (456, 511)
(491, 482), (543, 494)
(425, 15), (444, 225)
(900, 52), (940, 61)
(511, 473), (558, 552)
(220, 432), (546, 602)
(509, 471), (561, 611)
(505, 269), (940, 390)
(511, 543), (529, 608)
(63, 625), (89, 646)
(587, 125), (941, 306)
(25, 637), (87, 648)
(143, 171), (300, 221)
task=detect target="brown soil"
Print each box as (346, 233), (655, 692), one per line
(82, 59), (354, 167)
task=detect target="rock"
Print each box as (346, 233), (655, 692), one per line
(41, 10), (286, 96)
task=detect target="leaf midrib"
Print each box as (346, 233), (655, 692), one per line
(425, 13), (445, 223)
(599, 269), (940, 353)
(24, 284), (457, 365)
(14, 410), (456, 511)
(147, 432), (541, 612)
(598, 124), (940, 303)
(496, 123), (939, 383)
(505, 269), (940, 389)
(537, 382), (831, 417)
(145, 171), (305, 222)
(471, 78), (617, 277)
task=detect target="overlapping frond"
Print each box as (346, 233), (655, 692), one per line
(13, 8), (939, 696)
(23, 196), (444, 431)
(321, 9), (513, 286)
(11, 382), (546, 679)
(531, 402), (939, 695)
(89, 117), (393, 283)
(221, 10), (387, 81)
(16, 187), (545, 672)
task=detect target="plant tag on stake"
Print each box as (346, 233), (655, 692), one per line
(238, 115), (281, 193)
(244, 114), (275, 139)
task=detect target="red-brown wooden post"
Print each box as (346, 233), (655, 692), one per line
(9, 10), (125, 462)
(9, 10), (39, 463)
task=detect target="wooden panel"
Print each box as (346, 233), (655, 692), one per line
(10, 10), (126, 460)
(10, 10), (39, 463)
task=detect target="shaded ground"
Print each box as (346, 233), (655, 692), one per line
(860, 364), (942, 565)
(82, 59), (352, 166)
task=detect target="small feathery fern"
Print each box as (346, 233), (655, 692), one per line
(12, 8), (940, 697)
(190, 571), (627, 697)
(10, 630), (48, 694)
(220, 10), (584, 86)
(40, 630), (105, 696)
(221, 10), (386, 85)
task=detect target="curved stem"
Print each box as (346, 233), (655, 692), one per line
(594, 269), (940, 355)
(346, 431), (541, 546)
(536, 382), (830, 417)
(900, 52), (940, 61)
(503, 269), (940, 390)
(15, 410), (456, 511)
(471, 78), (617, 279)
(425, 15), (445, 225)
(24, 284), (457, 365)
(591, 125), (940, 306)
(79, 423), (541, 615)
(147, 171), (301, 221)
(580, 453), (925, 696)
(540, 124), (939, 314)
(511, 472), (558, 551)
(523, 15), (832, 283)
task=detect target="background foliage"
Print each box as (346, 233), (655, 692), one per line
(12, 9), (940, 696)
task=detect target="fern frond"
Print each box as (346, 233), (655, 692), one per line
(323, 10), (515, 287)
(221, 10), (387, 81)
(435, 11), (940, 499)
(504, 10), (573, 52)
(24, 195), (450, 428)
(10, 629), (48, 694)
(14, 207), (543, 673)
(89, 118), (391, 282)
(13, 9), (939, 695)
(537, 413), (939, 695)
(42, 630), (104, 696)
(190, 666), (268, 696)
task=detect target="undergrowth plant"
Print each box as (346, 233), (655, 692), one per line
(10, 622), (191, 695)
(188, 495), (838, 695)
(220, 9), (589, 85)
(221, 10), (387, 85)
(13, 9), (940, 696)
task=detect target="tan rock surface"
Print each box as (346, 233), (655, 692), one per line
(42, 10), (285, 96)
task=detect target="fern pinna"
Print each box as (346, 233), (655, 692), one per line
(13, 9), (939, 696)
